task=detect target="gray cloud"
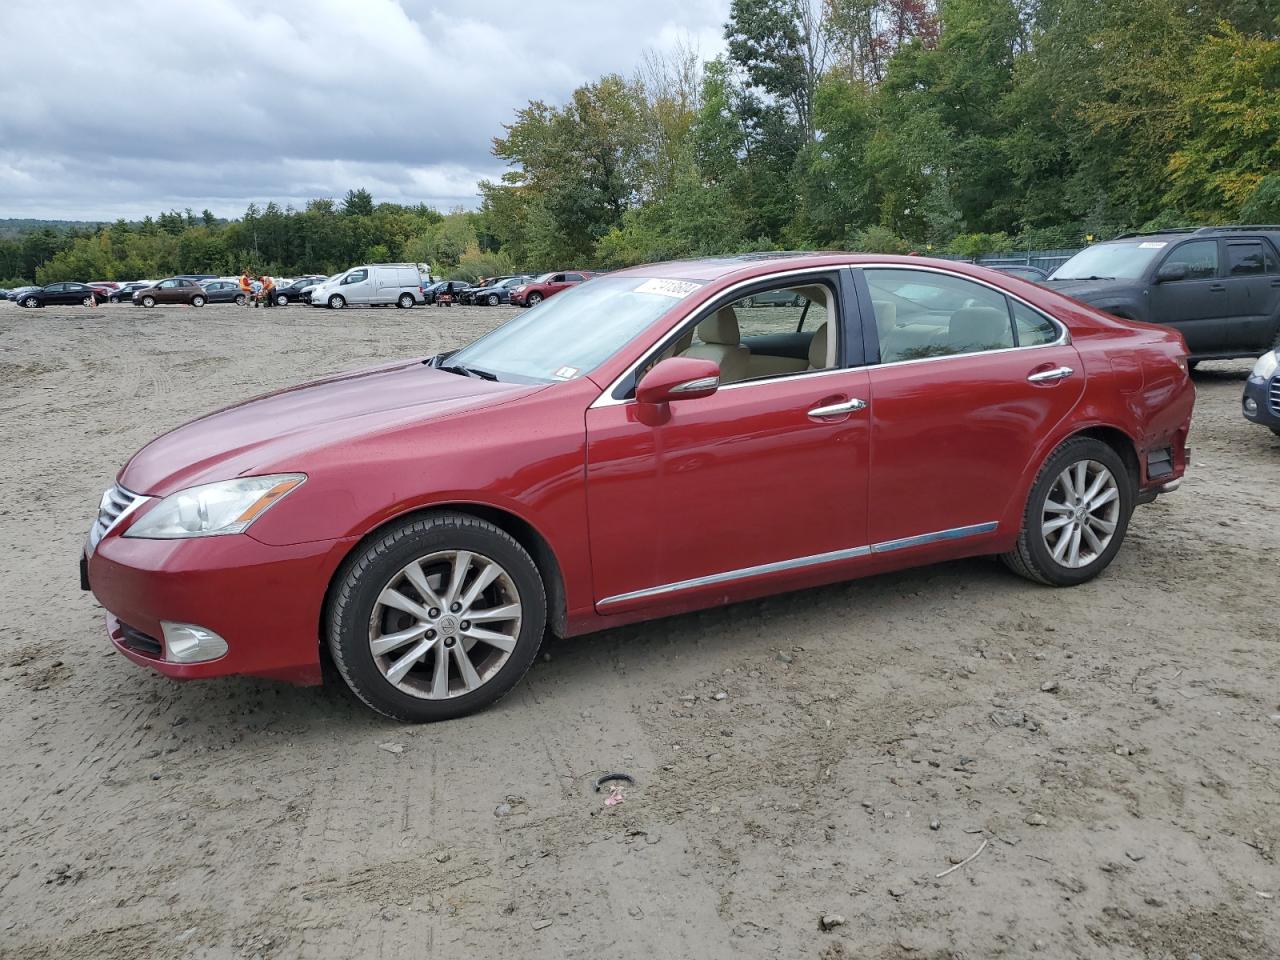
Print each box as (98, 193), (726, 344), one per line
(0, 0), (726, 219)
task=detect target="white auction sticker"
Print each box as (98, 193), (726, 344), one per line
(635, 278), (703, 299)
(552, 366), (580, 380)
(1137, 241), (1167, 248)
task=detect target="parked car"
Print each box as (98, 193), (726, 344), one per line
(422, 280), (470, 305)
(1242, 347), (1280, 437)
(469, 276), (532, 306)
(1046, 226), (1280, 363)
(86, 283), (117, 300)
(200, 279), (248, 305)
(459, 275), (525, 305)
(108, 282), (153, 303)
(7, 285), (40, 302)
(509, 271), (596, 307)
(308, 264), (425, 309)
(88, 280), (120, 291)
(132, 277), (210, 307)
(991, 264), (1050, 282)
(16, 282), (101, 307)
(82, 253), (1192, 722)
(272, 276), (327, 305)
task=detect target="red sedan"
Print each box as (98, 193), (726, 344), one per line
(83, 254), (1193, 722)
(508, 270), (596, 307)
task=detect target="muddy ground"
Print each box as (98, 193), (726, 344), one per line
(0, 298), (1276, 960)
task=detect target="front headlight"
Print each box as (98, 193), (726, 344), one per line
(125, 474), (305, 539)
(1251, 350), (1279, 381)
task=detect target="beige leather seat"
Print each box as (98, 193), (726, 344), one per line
(945, 307), (1013, 354)
(807, 322), (829, 370)
(680, 307), (750, 383)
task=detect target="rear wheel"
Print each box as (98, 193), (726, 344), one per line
(398, 293), (415, 309)
(235, 294), (247, 306)
(327, 512), (546, 722)
(109, 295), (121, 304)
(1002, 436), (1133, 587)
(191, 295), (206, 307)
(328, 295), (346, 310)
(82, 295), (95, 306)
(141, 296), (156, 308)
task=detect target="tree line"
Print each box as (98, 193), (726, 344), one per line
(5, 0), (1278, 286)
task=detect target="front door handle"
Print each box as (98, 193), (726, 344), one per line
(808, 398), (868, 418)
(1027, 365), (1074, 384)
(1209, 283), (1226, 292)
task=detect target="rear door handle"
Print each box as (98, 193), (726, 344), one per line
(1209, 283), (1226, 292)
(808, 398), (867, 418)
(1027, 366), (1074, 383)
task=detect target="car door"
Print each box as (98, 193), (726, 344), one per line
(341, 268), (371, 303)
(1222, 238), (1280, 350)
(1148, 239), (1227, 354)
(856, 266), (1083, 549)
(42, 283), (66, 304)
(584, 271), (872, 614)
(154, 279), (177, 303)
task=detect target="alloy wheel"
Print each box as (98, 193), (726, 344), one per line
(487, 294), (499, 306)
(192, 295), (205, 307)
(1040, 459), (1120, 569)
(23, 297), (37, 307)
(142, 296), (155, 307)
(368, 550), (522, 700)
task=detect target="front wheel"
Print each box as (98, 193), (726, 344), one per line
(191, 295), (205, 307)
(486, 294), (500, 306)
(276, 294), (288, 306)
(1002, 436), (1133, 587)
(141, 296), (156, 308)
(22, 296), (39, 308)
(526, 292), (543, 306)
(109, 295), (121, 304)
(326, 512), (546, 722)
(398, 293), (415, 309)
(328, 295), (346, 310)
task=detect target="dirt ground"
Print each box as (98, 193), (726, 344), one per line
(0, 298), (1277, 960)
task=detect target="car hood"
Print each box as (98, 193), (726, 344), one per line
(120, 359), (543, 496)
(1042, 278), (1136, 301)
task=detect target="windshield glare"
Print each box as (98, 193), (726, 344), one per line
(446, 276), (699, 384)
(1051, 242), (1163, 280)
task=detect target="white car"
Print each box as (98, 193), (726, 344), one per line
(308, 264), (425, 309)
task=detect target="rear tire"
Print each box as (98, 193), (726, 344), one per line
(235, 294), (247, 306)
(109, 295), (120, 304)
(398, 293), (415, 309)
(1001, 436), (1133, 587)
(191, 295), (206, 307)
(328, 295), (346, 309)
(326, 512), (546, 722)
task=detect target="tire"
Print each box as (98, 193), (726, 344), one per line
(486, 294), (500, 306)
(141, 296), (156, 308)
(328, 294), (346, 310)
(191, 295), (206, 307)
(526, 292), (543, 306)
(83, 296), (95, 306)
(398, 293), (415, 309)
(109, 295), (120, 304)
(326, 512), (547, 722)
(276, 294), (288, 306)
(1001, 436), (1134, 587)
(235, 294), (247, 306)
(22, 296), (39, 308)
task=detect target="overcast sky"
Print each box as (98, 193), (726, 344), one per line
(0, 0), (727, 221)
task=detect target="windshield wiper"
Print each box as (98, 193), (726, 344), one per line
(1052, 275), (1114, 281)
(439, 363), (499, 381)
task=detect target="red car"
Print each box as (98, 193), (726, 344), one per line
(83, 254), (1193, 722)
(508, 270), (596, 307)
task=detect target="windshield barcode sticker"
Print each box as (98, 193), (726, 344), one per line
(635, 278), (702, 299)
(1137, 241), (1167, 248)
(553, 366), (579, 380)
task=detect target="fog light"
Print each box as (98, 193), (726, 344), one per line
(1244, 397), (1258, 415)
(160, 622), (229, 663)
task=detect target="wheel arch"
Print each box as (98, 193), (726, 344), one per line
(1069, 424), (1141, 489)
(321, 502), (569, 644)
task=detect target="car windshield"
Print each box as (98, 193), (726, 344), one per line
(445, 276), (701, 383)
(1051, 242), (1165, 280)
(533, 272), (558, 283)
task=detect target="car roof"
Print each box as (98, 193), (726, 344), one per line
(605, 251), (1002, 283)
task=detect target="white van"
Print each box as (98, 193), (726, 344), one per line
(309, 264), (426, 309)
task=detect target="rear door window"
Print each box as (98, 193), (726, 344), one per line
(1225, 241), (1265, 275)
(864, 269), (1015, 362)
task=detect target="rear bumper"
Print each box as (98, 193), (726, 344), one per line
(85, 531), (358, 685)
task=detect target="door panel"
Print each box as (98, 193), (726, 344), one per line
(1223, 240), (1280, 349)
(865, 346), (1083, 545)
(1150, 240), (1227, 354)
(585, 371), (871, 609)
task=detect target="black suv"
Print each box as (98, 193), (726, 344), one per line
(1046, 226), (1280, 363)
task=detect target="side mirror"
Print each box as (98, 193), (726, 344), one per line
(636, 356), (721, 405)
(1155, 262), (1188, 283)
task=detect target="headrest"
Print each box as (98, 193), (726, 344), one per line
(698, 306), (741, 346)
(948, 307), (1011, 352)
(872, 300), (896, 329)
(808, 322), (829, 368)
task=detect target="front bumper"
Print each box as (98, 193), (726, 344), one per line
(1243, 375), (1280, 428)
(84, 530), (357, 685)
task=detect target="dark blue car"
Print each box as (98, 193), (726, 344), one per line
(1242, 348), (1280, 438)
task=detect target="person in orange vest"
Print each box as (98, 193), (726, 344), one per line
(261, 275), (276, 309)
(238, 269), (252, 306)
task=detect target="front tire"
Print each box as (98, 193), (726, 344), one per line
(526, 292), (543, 306)
(1002, 436), (1133, 587)
(486, 294), (500, 306)
(328, 294), (346, 310)
(141, 296), (156, 308)
(276, 294), (288, 306)
(326, 512), (546, 722)
(22, 296), (39, 308)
